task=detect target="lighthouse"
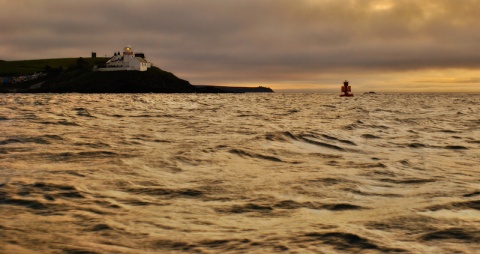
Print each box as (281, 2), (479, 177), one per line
(340, 80), (353, 97)
(123, 45), (134, 64)
(95, 45), (151, 72)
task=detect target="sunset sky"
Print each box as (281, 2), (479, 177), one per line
(1, 0), (479, 92)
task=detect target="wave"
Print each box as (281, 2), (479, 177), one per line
(0, 181), (85, 212)
(301, 232), (406, 253)
(123, 187), (204, 199)
(73, 107), (96, 118)
(38, 120), (81, 126)
(2, 93), (479, 253)
(376, 177), (437, 185)
(361, 134), (381, 139)
(426, 200), (480, 211)
(406, 143), (469, 150)
(229, 149), (284, 163)
(463, 191), (480, 197)
(0, 135), (64, 145)
(263, 131), (358, 153)
(421, 227), (480, 242)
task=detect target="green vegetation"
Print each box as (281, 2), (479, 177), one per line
(36, 66), (196, 93)
(1, 57), (273, 93)
(0, 57), (197, 93)
(0, 57), (109, 76)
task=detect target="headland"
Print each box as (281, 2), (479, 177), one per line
(0, 47), (273, 93)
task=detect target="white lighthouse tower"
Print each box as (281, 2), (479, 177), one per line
(123, 45), (134, 65)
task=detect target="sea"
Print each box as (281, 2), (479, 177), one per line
(1, 93), (479, 254)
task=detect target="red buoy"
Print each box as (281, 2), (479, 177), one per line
(340, 80), (353, 97)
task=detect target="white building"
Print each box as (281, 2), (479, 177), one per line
(94, 45), (152, 72)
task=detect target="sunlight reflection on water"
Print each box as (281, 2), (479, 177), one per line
(1, 93), (479, 253)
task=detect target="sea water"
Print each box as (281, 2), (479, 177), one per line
(1, 93), (479, 253)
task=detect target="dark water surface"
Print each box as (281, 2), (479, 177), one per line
(1, 93), (479, 253)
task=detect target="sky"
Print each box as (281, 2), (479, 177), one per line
(1, 0), (480, 92)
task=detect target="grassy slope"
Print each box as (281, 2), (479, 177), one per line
(0, 58), (109, 76)
(39, 66), (196, 93)
(0, 57), (197, 93)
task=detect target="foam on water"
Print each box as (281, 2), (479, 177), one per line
(1, 93), (479, 253)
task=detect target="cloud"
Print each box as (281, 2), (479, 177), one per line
(1, 0), (480, 91)
(415, 78), (480, 84)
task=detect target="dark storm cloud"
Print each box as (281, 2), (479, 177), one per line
(1, 0), (480, 86)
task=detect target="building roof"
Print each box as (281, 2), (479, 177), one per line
(135, 57), (148, 63)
